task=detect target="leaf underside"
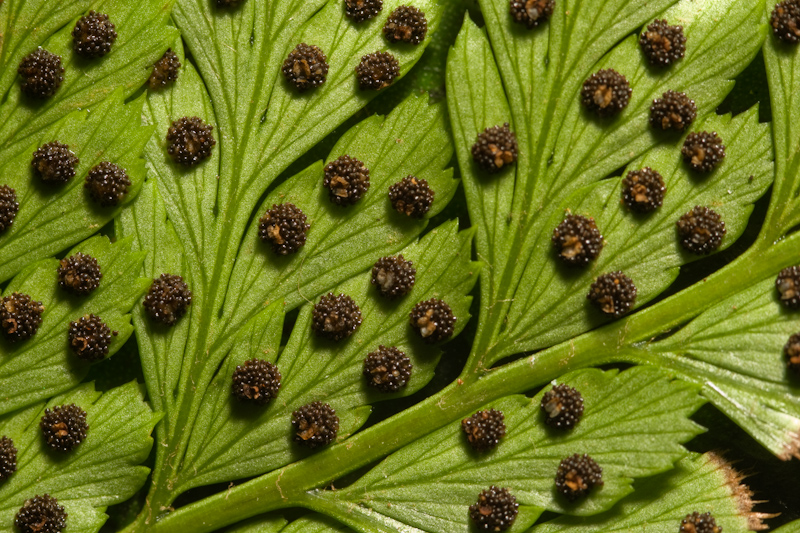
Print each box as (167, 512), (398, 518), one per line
(2, 0), (800, 531)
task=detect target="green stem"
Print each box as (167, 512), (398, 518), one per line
(149, 340), (605, 532)
(148, 232), (800, 532)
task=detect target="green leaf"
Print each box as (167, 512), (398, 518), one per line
(172, 0), (445, 229)
(175, 220), (478, 494)
(0, 381), (159, 533)
(0, 0), (178, 157)
(634, 275), (800, 460)
(763, 0), (800, 238)
(447, 0), (768, 370)
(137, 41), (218, 272)
(0, 91), (152, 282)
(0, 236), (148, 414)
(0, 0), (89, 94)
(7, 0), (800, 531)
(495, 107), (772, 358)
(115, 177), (189, 417)
(115, 19), (462, 513)
(531, 452), (763, 533)
(775, 521), (800, 533)
(310, 366), (703, 532)
(220, 93), (458, 339)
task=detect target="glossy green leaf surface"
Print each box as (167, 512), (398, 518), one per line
(3, 0), (800, 531)
(0, 92), (152, 283)
(0, 236), (148, 414)
(636, 276), (800, 459)
(313, 367), (703, 532)
(0, 382), (158, 533)
(447, 0), (768, 370)
(532, 453), (759, 533)
(179, 220), (477, 493)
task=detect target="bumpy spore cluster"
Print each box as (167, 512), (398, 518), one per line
(650, 90), (697, 132)
(622, 168), (665, 213)
(469, 486), (519, 532)
(143, 273), (192, 326)
(292, 401), (339, 448)
(541, 383), (584, 429)
(232, 359), (282, 404)
(312, 293), (362, 341)
(555, 453), (603, 501)
(31, 142), (79, 185)
(363, 346), (412, 392)
(383, 6), (428, 45)
(356, 52), (399, 90)
(148, 49), (181, 89)
(581, 69), (632, 118)
(18, 48), (64, 99)
(471, 123), (518, 173)
(676, 206), (725, 255)
(72, 11), (117, 58)
(40, 404), (88, 452)
(772, 0), (800, 43)
(784, 333), (800, 375)
(682, 131), (725, 173)
(410, 298), (456, 343)
(776, 266), (800, 309)
(1, 292), (44, 342)
(85, 161), (131, 207)
(680, 511), (723, 533)
(258, 203), (310, 255)
(587, 271), (637, 317)
(167, 116), (216, 166)
(15, 495), (67, 533)
(551, 214), (603, 266)
(0, 436), (17, 482)
(389, 176), (434, 218)
(462, 409), (506, 451)
(639, 19), (686, 66)
(371, 255), (416, 298)
(0, 185), (19, 233)
(58, 253), (102, 296)
(69, 314), (114, 361)
(509, 0), (555, 29)
(344, 0), (383, 22)
(323, 155), (370, 205)
(282, 43), (329, 92)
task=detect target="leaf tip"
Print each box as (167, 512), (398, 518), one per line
(706, 451), (777, 530)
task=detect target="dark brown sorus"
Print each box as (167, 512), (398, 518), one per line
(639, 19), (686, 66)
(292, 401), (339, 448)
(40, 404), (88, 452)
(58, 253), (102, 296)
(18, 48), (64, 99)
(622, 168), (665, 213)
(0, 185), (19, 233)
(509, 0), (555, 29)
(541, 383), (584, 429)
(469, 486), (518, 531)
(363, 346), (412, 392)
(0, 292), (44, 342)
(462, 409), (506, 451)
(471, 123), (518, 173)
(551, 214), (603, 266)
(258, 203), (310, 255)
(409, 298), (456, 343)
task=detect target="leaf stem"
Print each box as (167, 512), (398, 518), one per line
(147, 233), (800, 532)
